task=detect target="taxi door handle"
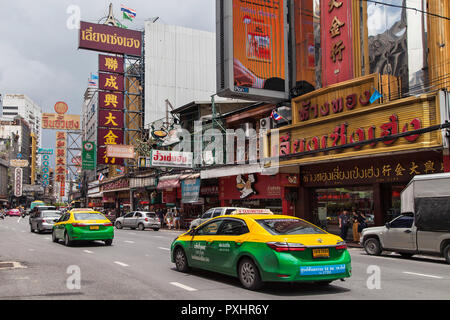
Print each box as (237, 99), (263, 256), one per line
(206, 239), (214, 244)
(234, 241), (243, 246)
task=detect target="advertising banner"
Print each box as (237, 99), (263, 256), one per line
(42, 113), (81, 130)
(79, 21), (142, 57)
(10, 159), (29, 167)
(320, 0), (354, 87)
(99, 54), (125, 74)
(150, 150), (193, 168)
(97, 128), (125, 166)
(37, 148), (54, 155)
(99, 73), (124, 92)
(98, 91), (124, 110)
(216, 0), (288, 101)
(106, 144), (135, 159)
(181, 179), (201, 203)
(82, 141), (96, 171)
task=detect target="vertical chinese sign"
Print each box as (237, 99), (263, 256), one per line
(321, 0), (354, 87)
(97, 54), (125, 166)
(55, 132), (67, 197)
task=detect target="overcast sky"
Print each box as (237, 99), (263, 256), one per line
(0, 0), (215, 153)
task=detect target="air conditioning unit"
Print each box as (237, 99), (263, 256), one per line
(260, 117), (272, 131)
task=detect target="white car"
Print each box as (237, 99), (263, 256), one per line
(189, 207), (249, 229)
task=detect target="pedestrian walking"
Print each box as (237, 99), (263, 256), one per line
(338, 210), (350, 241)
(165, 209), (173, 230)
(173, 207), (181, 230)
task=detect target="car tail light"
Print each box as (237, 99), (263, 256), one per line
(267, 242), (306, 252)
(103, 223), (113, 227)
(42, 219), (47, 223)
(336, 242), (347, 250)
(145, 218), (149, 222)
(72, 223), (87, 228)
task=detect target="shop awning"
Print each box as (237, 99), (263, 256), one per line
(201, 164), (276, 179)
(88, 192), (103, 198)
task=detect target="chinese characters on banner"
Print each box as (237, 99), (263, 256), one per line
(321, 0), (354, 87)
(55, 131), (67, 197)
(98, 54), (125, 166)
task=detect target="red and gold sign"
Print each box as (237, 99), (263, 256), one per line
(55, 131), (67, 197)
(97, 128), (124, 166)
(42, 113), (81, 131)
(321, 0), (354, 87)
(99, 73), (124, 92)
(271, 80), (443, 166)
(79, 21), (142, 57)
(98, 110), (124, 128)
(98, 91), (124, 110)
(99, 55), (124, 74)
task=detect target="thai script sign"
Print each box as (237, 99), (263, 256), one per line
(106, 144), (135, 159)
(101, 178), (130, 192)
(181, 179), (201, 203)
(42, 113), (81, 131)
(301, 152), (444, 187)
(37, 148), (53, 155)
(79, 21), (142, 57)
(150, 150), (193, 168)
(10, 159), (29, 167)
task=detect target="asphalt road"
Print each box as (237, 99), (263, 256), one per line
(0, 216), (449, 300)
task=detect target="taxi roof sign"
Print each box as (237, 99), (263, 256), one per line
(230, 209), (273, 215)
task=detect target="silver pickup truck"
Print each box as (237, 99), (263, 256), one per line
(361, 173), (450, 264)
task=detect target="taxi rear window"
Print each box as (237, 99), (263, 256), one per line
(74, 213), (105, 221)
(256, 219), (326, 235)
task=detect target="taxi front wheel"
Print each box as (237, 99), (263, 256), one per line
(238, 258), (263, 291)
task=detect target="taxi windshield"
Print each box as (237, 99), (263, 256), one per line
(74, 213), (105, 221)
(257, 219), (326, 235)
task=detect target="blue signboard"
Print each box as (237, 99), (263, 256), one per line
(181, 179), (201, 204)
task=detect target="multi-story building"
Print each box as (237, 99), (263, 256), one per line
(144, 22), (217, 126)
(1, 94), (42, 153)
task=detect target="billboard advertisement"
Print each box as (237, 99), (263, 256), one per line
(99, 55), (124, 74)
(98, 91), (124, 110)
(79, 21), (142, 57)
(216, 0), (289, 101)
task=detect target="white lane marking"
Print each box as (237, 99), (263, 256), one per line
(403, 272), (443, 279)
(124, 240), (135, 244)
(158, 247), (170, 251)
(17, 217), (22, 223)
(170, 282), (197, 292)
(153, 236), (164, 239)
(28, 249), (35, 252)
(129, 233), (136, 235)
(114, 261), (129, 267)
(83, 250), (94, 254)
(45, 237), (51, 240)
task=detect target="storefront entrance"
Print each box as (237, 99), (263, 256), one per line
(312, 186), (374, 235)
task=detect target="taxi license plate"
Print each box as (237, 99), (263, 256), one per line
(90, 226), (99, 230)
(312, 248), (330, 258)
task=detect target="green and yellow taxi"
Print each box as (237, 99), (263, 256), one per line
(171, 210), (351, 290)
(52, 209), (114, 246)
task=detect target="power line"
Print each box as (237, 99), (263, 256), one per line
(362, 0), (450, 21)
